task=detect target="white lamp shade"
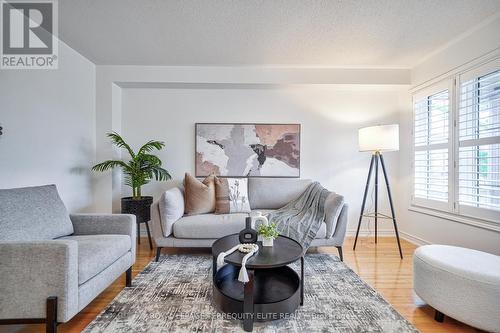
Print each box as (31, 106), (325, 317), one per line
(358, 124), (399, 152)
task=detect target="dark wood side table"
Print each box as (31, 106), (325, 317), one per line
(212, 234), (304, 332)
(121, 196), (154, 250)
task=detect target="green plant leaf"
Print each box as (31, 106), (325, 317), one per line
(93, 132), (171, 197)
(92, 160), (129, 172)
(257, 223), (279, 239)
(138, 140), (165, 155)
(107, 132), (136, 158)
(138, 154), (163, 168)
(150, 166), (172, 181)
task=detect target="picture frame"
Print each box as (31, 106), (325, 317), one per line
(195, 123), (301, 178)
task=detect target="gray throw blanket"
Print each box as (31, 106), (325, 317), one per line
(267, 182), (330, 249)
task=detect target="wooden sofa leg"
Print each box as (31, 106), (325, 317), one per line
(126, 267), (132, 287)
(336, 246), (344, 261)
(46, 296), (57, 333)
(434, 309), (445, 322)
(155, 247), (162, 262)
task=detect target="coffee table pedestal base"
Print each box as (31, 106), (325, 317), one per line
(213, 265), (301, 331)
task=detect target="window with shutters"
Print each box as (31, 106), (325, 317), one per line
(457, 67), (500, 221)
(412, 82), (452, 211)
(411, 58), (500, 224)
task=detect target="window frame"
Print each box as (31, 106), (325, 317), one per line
(411, 79), (454, 212)
(456, 59), (500, 222)
(411, 58), (500, 227)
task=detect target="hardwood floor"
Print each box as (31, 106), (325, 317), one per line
(325, 237), (483, 333)
(2, 237), (482, 333)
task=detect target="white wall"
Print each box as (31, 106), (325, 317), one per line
(1, 11), (497, 254)
(95, 66), (411, 215)
(120, 84), (407, 233)
(2, 19), (497, 254)
(412, 14), (500, 86)
(396, 16), (500, 255)
(0, 41), (96, 212)
(2, 20), (498, 254)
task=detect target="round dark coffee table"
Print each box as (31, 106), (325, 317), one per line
(212, 234), (304, 332)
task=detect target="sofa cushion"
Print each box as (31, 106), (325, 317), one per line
(173, 213), (248, 239)
(248, 178), (312, 209)
(58, 234), (131, 284)
(173, 212), (327, 240)
(0, 184), (74, 241)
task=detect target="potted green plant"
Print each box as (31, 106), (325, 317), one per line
(257, 222), (279, 247)
(92, 132), (172, 225)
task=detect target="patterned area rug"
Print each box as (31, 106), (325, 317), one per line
(84, 254), (419, 332)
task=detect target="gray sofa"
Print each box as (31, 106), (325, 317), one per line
(151, 178), (348, 261)
(0, 185), (136, 333)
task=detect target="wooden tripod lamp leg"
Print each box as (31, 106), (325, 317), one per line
(353, 154), (376, 251)
(374, 152), (379, 244)
(379, 154), (403, 259)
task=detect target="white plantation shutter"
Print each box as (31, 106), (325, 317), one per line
(412, 59), (500, 225)
(458, 68), (500, 219)
(413, 89), (450, 210)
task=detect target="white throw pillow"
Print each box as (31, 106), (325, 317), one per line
(215, 177), (251, 213)
(228, 178), (251, 213)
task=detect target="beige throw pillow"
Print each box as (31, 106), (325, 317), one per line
(215, 177), (251, 214)
(184, 173), (216, 215)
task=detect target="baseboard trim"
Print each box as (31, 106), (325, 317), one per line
(346, 229), (398, 237)
(346, 229), (430, 247)
(399, 231), (431, 246)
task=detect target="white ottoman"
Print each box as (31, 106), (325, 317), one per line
(413, 245), (500, 333)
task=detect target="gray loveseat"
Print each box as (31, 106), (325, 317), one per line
(0, 185), (136, 333)
(151, 178), (348, 261)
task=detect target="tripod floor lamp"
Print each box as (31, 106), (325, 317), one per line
(353, 124), (403, 259)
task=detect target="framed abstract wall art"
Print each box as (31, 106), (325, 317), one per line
(195, 123), (300, 177)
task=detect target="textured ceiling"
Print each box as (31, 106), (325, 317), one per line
(59, 0), (500, 66)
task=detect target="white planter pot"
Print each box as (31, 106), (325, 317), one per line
(262, 237), (274, 247)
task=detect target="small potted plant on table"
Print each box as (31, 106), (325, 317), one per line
(92, 132), (171, 249)
(257, 222), (279, 247)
